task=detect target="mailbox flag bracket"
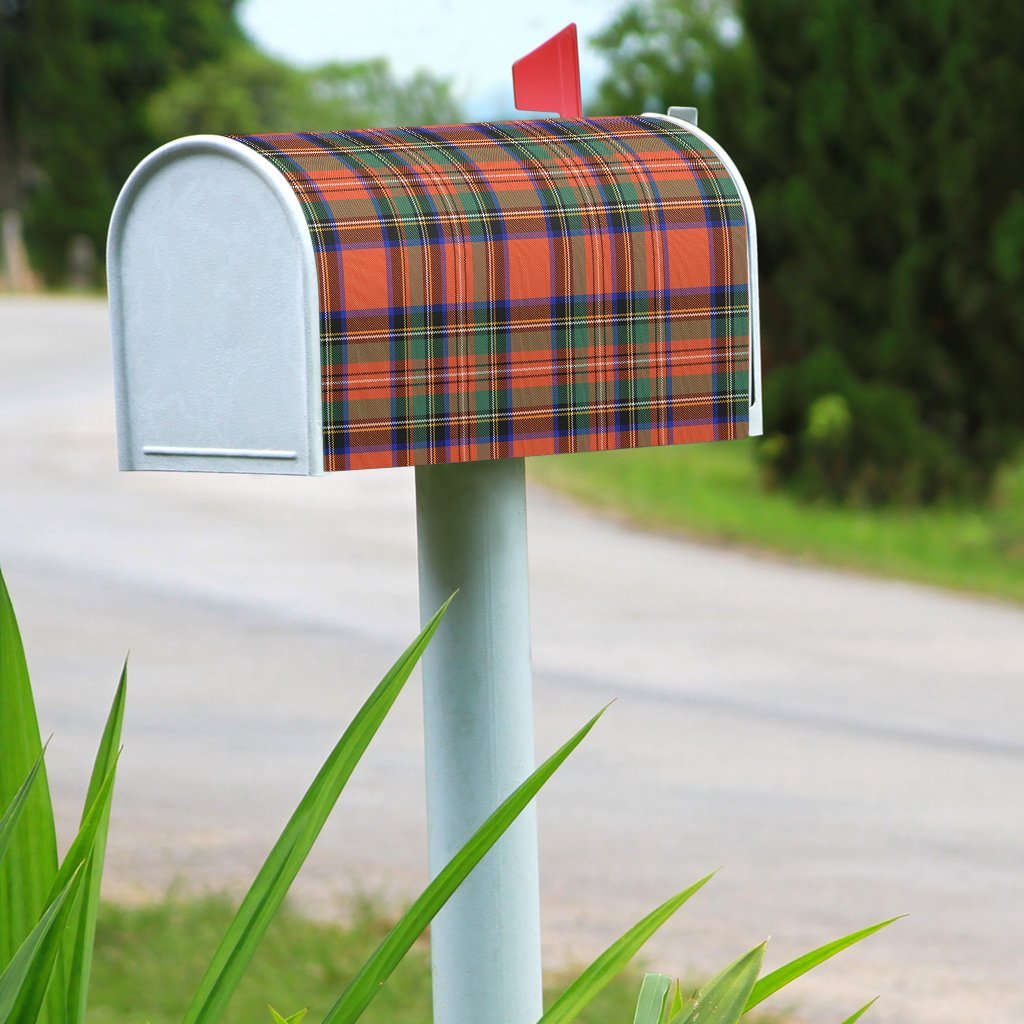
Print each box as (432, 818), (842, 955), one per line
(667, 105), (699, 126)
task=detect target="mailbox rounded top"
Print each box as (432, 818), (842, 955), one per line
(109, 114), (759, 476)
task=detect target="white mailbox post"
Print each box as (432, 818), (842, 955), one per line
(108, 28), (759, 1024)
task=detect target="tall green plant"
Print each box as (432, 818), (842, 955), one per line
(0, 567), (124, 1024)
(594, 0), (1024, 504)
(2, 564), (898, 1024)
(0, 570), (599, 1024)
(0, 568), (58, 974)
(533, 890), (897, 1024)
(628, 960), (880, 1024)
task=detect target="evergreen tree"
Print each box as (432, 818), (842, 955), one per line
(595, 0), (1024, 503)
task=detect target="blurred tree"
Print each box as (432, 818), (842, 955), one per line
(145, 44), (311, 139)
(0, 0), (462, 287)
(594, 0), (1024, 504)
(1, 0), (242, 284)
(301, 60), (463, 129)
(147, 47), (463, 140)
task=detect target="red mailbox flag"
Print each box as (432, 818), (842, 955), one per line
(512, 24), (583, 118)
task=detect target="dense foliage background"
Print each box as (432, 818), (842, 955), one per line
(0, 0), (462, 285)
(594, 0), (1024, 504)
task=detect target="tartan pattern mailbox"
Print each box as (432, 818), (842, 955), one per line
(108, 112), (760, 474)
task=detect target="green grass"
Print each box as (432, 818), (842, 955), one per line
(530, 440), (1024, 604)
(89, 895), (431, 1024)
(86, 895), (647, 1024)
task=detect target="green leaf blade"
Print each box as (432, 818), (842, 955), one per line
(321, 708), (606, 1024)
(633, 973), (672, 1024)
(0, 751), (46, 870)
(0, 567), (60, 1024)
(269, 1008), (308, 1024)
(0, 868), (85, 1024)
(840, 997), (878, 1024)
(540, 873), (715, 1024)
(12, 762), (119, 1024)
(183, 598), (453, 1024)
(745, 918), (902, 1012)
(66, 663), (127, 1024)
(667, 980), (684, 1020)
(671, 943), (765, 1024)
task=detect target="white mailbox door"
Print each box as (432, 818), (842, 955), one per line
(108, 137), (322, 475)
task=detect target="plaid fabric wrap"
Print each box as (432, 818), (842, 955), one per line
(233, 116), (751, 471)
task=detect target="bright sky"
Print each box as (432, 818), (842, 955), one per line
(239, 0), (627, 120)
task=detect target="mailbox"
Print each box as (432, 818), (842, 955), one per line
(108, 112), (760, 475)
(106, 78), (765, 1024)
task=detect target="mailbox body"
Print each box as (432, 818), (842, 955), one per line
(109, 113), (760, 475)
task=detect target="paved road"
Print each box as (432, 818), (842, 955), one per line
(1, 296), (1022, 1022)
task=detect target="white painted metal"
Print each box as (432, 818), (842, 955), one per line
(666, 105), (699, 125)
(647, 110), (763, 437)
(415, 458), (543, 1024)
(141, 446), (298, 460)
(107, 136), (322, 475)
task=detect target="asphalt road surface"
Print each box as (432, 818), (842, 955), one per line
(1, 296), (1022, 1023)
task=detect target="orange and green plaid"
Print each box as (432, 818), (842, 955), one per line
(233, 115), (752, 471)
